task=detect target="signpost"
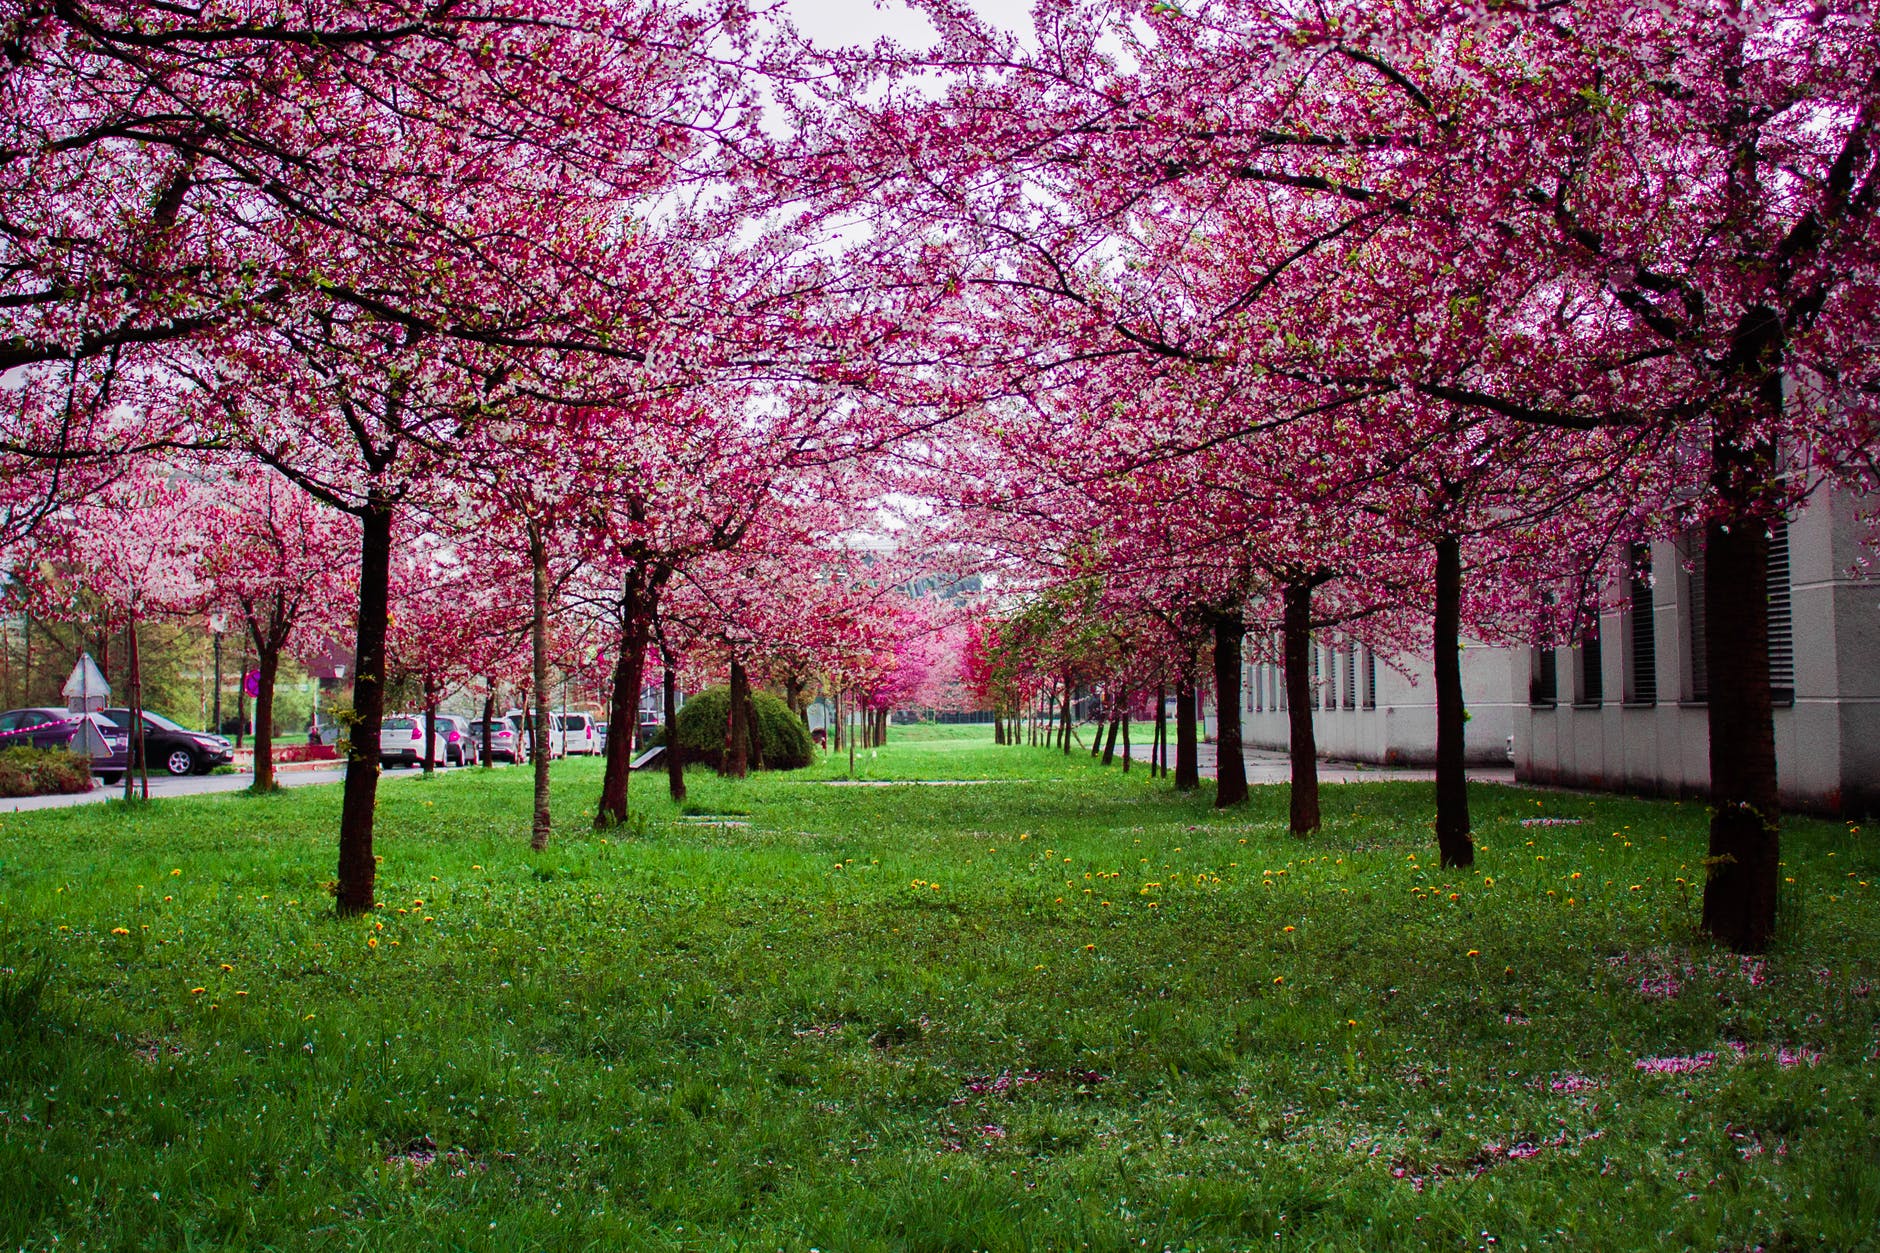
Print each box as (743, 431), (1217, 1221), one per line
(61, 653), (109, 713)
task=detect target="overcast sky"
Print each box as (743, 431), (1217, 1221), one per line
(778, 0), (1025, 47)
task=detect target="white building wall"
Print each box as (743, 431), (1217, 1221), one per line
(1232, 485), (1877, 816)
(1516, 487), (1876, 816)
(1241, 636), (1521, 767)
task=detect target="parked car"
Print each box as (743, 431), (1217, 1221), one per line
(378, 715), (448, 768)
(100, 708), (234, 776)
(469, 716), (528, 764)
(433, 714), (480, 767)
(557, 711), (600, 756)
(503, 709), (563, 760)
(595, 720), (609, 754)
(0, 707), (131, 783)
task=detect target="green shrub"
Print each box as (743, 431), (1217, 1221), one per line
(663, 687), (814, 771)
(0, 746), (95, 797)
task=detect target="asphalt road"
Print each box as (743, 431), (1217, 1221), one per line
(0, 761), (513, 813)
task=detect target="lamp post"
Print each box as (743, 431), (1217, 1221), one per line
(207, 611), (229, 733)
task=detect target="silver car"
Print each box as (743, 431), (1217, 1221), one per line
(468, 716), (527, 764)
(378, 715), (446, 768)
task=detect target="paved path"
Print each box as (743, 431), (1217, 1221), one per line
(1123, 740), (1517, 786)
(0, 761), (510, 813)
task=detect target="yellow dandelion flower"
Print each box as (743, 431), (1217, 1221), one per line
(1466, 949), (1480, 957)
(170, 869), (182, 876)
(219, 963), (233, 972)
(189, 987), (206, 995)
(110, 927), (130, 936)
(367, 937), (378, 949)
(1272, 976), (1284, 985)
(1283, 925), (1295, 933)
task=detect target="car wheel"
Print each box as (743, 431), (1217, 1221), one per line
(165, 748), (197, 776)
(99, 772), (123, 785)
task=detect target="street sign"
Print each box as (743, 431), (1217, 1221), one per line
(62, 653), (110, 712)
(244, 670), (261, 698)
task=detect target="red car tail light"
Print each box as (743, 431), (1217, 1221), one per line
(411, 726), (423, 741)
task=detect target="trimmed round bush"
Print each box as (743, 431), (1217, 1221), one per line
(0, 746), (95, 797)
(665, 687), (814, 771)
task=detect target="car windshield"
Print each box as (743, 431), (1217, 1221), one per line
(141, 711), (189, 733)
(384, 717), (416, 731)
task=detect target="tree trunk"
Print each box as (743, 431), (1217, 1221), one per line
(596, 587), (651, 828)
(1174, 665), (1199, 791)
(336, 494), (393, 914)
(663, 652), (685, 803)
(1433, 534), (1474, 867)
(124, 609), (148, 802)
(1121, 698), (1131, 773)
(251, 638), (281, 792)
(725, 658), (751, 779)
(1101, 703), (1120, 765)
(1700, 483), (1780, 951)
(1154, 684), (1167, 777)
(1059, 679), (1072, 755)
(1283, 581), (1321, 835)
(1213, 610), (1248, 807)
(994, 712), (1004, 745)
(528, 521), (553, 851)
(481, 684), (495, 768)
(422, 694), (438, 776)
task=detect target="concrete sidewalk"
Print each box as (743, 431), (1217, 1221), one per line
(0, 759), (526, 813)
(1121, 740), (1517, 786)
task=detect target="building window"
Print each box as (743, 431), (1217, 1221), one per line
(1768, 520), (1794, 704)
(1624, 543), (1656, 705)
(1361, 648), (1377, 709)
(1683, 530), (1709, 703)
(1530, 646), (1558, 707)
(1680, 523), (1791, 705)
(1574, 620), (1603, 706)
(1309, 638), (1319, 709)
(1342, 645), (1357, 710)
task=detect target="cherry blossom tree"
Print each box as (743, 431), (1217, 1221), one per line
(195, 469), (358, 792)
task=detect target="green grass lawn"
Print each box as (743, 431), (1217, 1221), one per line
(2, 723), (1876, 1251)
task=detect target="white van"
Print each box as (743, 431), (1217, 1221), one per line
(556, 712), (600, 756)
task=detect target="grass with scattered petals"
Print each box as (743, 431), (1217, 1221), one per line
(0, 723), (1876, 1251)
